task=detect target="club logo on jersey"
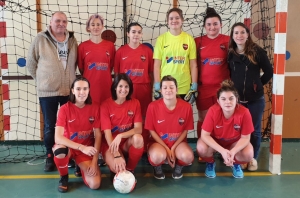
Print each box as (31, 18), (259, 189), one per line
(128, 110), (134, 118)
(178, 118), (185, 126)
(106, 51), (110, 56)
(88, 62), (109, 71)
(140, 55), (146, 62)
(124, 69), (144, 77)
(166, 56), (185, 64)
(220, 44), (226, 51)
(234, 124), (241, 132)
(183, 44), (188, 50)
(89, 116), (95, 124)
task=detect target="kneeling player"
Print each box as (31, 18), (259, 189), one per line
(53, 77), (101, 193)
(145, 75), (194, 179)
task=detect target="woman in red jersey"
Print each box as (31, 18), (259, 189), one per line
(194, 8), (230, 144)
(145, 75), (194, 180)
(114, 22), (153, 150)
(101, 73), (144, 175)
(197, 80), (253, 179)
(78, 14), (115, 105)
(53, 77), (101, 193)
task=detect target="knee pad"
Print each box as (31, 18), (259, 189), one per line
(54, 147), (69, 156)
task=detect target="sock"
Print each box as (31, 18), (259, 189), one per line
(201, 156), (215, 163)
(54, 156), (69, 176)
(197, 121), (203, 139)
(126, 146), (144, 171)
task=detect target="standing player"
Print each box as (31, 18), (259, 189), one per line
(53, 77), (101, 193)
(153, 8), (198, 100)
(78, 14), (115, 105)
(228, 22), (273, 171)
(145, 75), (194, 179)
(114, 22), (153, 150)
(197, 80), (254, 179)
(101, 73), (144, 175)
(194, 8), (230, 146)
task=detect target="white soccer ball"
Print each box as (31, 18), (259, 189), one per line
(113, 170), (136, 194)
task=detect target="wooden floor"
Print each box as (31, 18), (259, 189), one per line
(0, 142), (300, 198)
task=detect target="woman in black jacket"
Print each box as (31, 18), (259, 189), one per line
(228, 22), (273, 171)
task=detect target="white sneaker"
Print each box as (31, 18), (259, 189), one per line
(247, 158), (258, 171)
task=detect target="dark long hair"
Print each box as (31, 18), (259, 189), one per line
(228, 22), (258, 64)
(69, 77), (92, 104)
(111, 73), (133, 100)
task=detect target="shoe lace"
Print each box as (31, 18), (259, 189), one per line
(154, 166), (163, 174)
(174, 165), (183, 174)
(234, 164), (241, 172)
(207, 163), (214, 171)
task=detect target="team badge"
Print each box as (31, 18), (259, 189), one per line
(234, 124), (241, 132)
(220, 44), (226, 51)
(141, 55), (146, 62)
(178, 118), (185, 126)
(183, 44), (188, 50)
(128, 110), (134, 117)
(106, 51), (110, 56)
(89, 116), (95, 124)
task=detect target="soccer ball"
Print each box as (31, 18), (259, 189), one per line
(113, 171), (136, 194)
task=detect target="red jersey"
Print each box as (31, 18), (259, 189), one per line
(114, 44), (153, 84)
(202, 103), (254, 147)
(100, 98), (142, 138)
(145, 99), (194, 148)
(77, 39), (116, 104)
(56, 101), (101, 147)
(194, 34), (230, 99)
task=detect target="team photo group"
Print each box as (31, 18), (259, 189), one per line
(26, 6), (273, 193)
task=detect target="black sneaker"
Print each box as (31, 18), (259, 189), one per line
(58, 174), (69, 193)
(44, 154), (55, 172)
(68, 159), (75, 168)
(74, 165), (82, 177)
(153, 165), (165, 179)
(172, 164), (183, 179)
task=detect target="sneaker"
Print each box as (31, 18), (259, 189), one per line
(205, 162), (216, 178)
(153, 165), (165, 179)
(98, 153), (106, 166)
(44, 154), (55, 172)
(248, 158), (258, 171)
(231, 164), (244, 178)
(58, 174), (69, 193)
(74, 165), (82, 177)
(68, 159), (75, 168)
(172, 164), (184, 179)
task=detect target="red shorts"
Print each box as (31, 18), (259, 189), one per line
(196, 96), (217, 111)
(147, 138), (187, 151)
(132, 83), (152, 118)
(70, 148), (93, 164)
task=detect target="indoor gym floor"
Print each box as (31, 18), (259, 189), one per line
(0, 142), (299, 198)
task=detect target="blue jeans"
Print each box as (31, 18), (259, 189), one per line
(39, 96), (69, 155)
(241, 96), (265, 159)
